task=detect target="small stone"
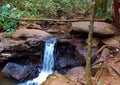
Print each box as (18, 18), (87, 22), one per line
(116, 49), (119, 52)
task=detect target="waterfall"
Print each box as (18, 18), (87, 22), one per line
(18, 38), (57, 85)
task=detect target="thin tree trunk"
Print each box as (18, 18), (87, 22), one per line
(86, 1), (95, 85)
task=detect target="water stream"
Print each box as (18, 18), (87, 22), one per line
(18, 38), (57, 85)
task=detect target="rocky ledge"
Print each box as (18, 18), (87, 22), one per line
(0, 21), (119, 83)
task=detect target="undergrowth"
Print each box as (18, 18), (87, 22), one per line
(0, 4), (20, 34)
(0, 0), (114, 34)
(0, 0), (114, 19)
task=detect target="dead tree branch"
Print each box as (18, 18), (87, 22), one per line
(0, 14), (105, 22)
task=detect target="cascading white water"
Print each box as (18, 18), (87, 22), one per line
(18, 38), (57, 85)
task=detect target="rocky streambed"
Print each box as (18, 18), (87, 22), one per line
(0, 21), (120, 85)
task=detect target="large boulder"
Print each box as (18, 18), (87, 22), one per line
(0, 37), (26, 51)
(66, 66), (85, 83)
(70, 38), (98, 63)
(55, 42), (85, 74)
(0, 26), (50, 64)
(71, 21), (117, 37)
(2, 62), (39, 82)
(11, 27), (51, 40)
(0, 36), (44, 64)
(41, 73), (75, 85)
(102, 36), (120, 48)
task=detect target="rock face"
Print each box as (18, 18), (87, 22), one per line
(2, 62), (39, 82)
(0, 26), (51, 82)
(66, 66), (85, 83)
(11, 27), (51, 40)
(0, 37), (44, 64)
(54, 42), (85, 74)
(41, 73), (75, 85)
(1, 22), (111, 83)
(71, 21), (117, 37)
(102, 38), (120, 48)
(0, 26), (52, 82)
(0, 26), (86, 82)
(0, 27), (51, 64)
(70, 38), (98, 63)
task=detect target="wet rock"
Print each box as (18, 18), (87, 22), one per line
(75, 49), (86, 66)
(0, 37), (44, 64)
(2, 62), (39, 82)
(71, 21), (117, 37)
(0, 39), (27, 63)
(0, 28), (45, 64)
(71, 38), (98, 61)
(55, 42), (85, 74)
(0, 38), (26, 51)
(76, 47), (98, 65)
(66, 66), (85, 83)
(41, 73), (75, 85)
(70, 39), (87, 59)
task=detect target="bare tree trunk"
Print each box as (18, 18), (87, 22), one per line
(86, 1), (95, 85)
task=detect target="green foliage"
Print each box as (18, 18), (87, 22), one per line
(0, 0), (114, 20)
(1, 0), (90, 18)
(0, 4), (20, 34)
(95, 0), (114, 22)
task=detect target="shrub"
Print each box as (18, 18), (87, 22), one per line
(0, 4), (20, 34)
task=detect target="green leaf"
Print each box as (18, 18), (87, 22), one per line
(11, 8), (16, 11)
(2, 4), (10, 10)
(0, 4), (20, 34)
(3, 24), (11, 29)
(7, 29), (15, 35)
(45, 3), (52, 9)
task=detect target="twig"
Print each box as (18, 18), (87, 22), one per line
(0, 14), (105, 22)
(110, 64), (120, 76)
(95, 45), (107, 56)
(96, 61), (106, 82)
